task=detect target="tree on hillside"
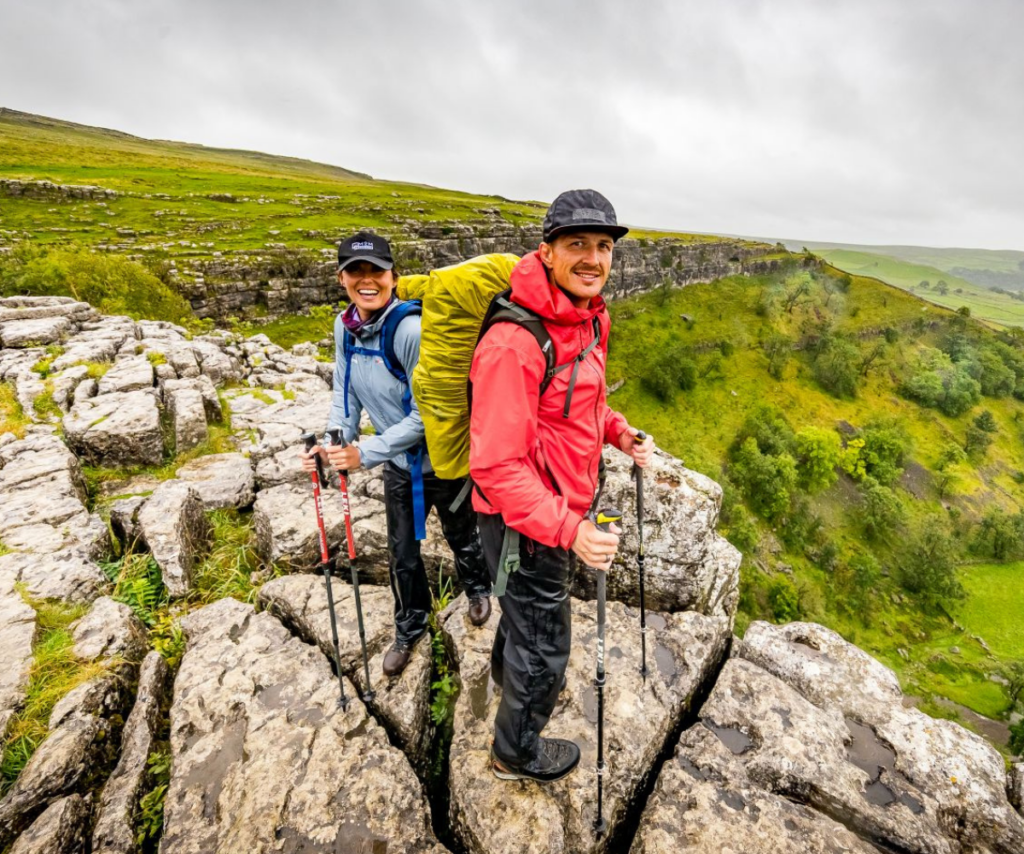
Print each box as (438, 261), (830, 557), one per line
(936, 280), (950, 295)
(897, 520), (965, 608)
(1003, 661), (1024, 713)
(729, 437), (798, 522)
(862, 478), (907, 542)
(761, 332), (792, 380)
(972, 508), (1024, 561)
(813, 337), (861, 398)
(794, 427), (842, 493)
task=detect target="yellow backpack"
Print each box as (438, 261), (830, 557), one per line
(397, 254), (519, 479)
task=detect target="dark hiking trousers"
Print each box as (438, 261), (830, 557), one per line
(478, 511), (574, 768)
(382, 462), (491, 646)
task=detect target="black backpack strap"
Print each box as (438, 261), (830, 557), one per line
(553, 315), (602, 418)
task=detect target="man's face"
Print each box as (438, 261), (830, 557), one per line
(339, 261), (395, 318)
(539, 231), (615, 306)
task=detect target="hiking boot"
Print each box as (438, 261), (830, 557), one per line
(491, 737), (581, 783)
(468, 595), (491, 626)
(383, 638), (419, 678)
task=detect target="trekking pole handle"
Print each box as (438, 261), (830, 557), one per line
(593, 508), (622, 534)
(631, 430), (647, 474)
(302, 432), (327, 487)
(325, 428), (348, 475)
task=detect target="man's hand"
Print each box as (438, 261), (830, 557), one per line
(571, 519), (621, 570)
(299, 445), (328, 474)
(325, 442), (362, 473)
(621, 428), (655, 468)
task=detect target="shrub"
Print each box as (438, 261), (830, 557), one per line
(972, 509), (1024, 561)
(767, 575), (800, 622)
(794, 427), (842, 493)
(0, 247), (192, 324)
(1010, 719), (1024, 757)
(641, 347), (697, 401)
(859, 421), (909, 485)
(898, 520), (965, 608)
(761, 332), (791, 380)
(733, 406), (795, 458)
(813, 337), (861, 398)
(862, 479), (907, 541)
(730, 437), (798, 522)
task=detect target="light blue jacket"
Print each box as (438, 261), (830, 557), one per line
(327, 300), (432, 473)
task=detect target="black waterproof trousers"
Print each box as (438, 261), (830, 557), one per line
(478, 511), (574, 768)
(382, 462), (491, 646)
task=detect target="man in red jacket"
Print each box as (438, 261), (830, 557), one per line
(469, 189), (654, 783)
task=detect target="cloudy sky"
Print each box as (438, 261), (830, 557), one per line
(2, 0), (1022, 249)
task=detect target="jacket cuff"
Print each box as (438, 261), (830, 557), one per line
(557, 512), (585, 552)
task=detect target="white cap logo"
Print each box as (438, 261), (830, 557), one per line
(572, 208), (607, 223)
(351, 241), (375, 250)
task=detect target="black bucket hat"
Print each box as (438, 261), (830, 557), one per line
(337, 231), (394, 272)
(542, 189), (629, 243)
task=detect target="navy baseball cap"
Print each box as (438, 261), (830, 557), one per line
(337, 231), (394, 272)
(542, 189), (629, 243)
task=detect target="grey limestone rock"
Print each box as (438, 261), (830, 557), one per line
(166, 386), (207, 453)
(161, 598), (443, 854)
(571, 451), (740, 618)
(71, 596), (148, 665)
(0, 316), (72, 348)
(0, 573), (36, 741)
(175, 452), (255, 509)
(63, 389), (163, 467)
(630, 723), (882, 853)
(674, 621), (1024, 854)
(253, 481), (351, 571)
(161, 374), (222, 422)
(0, 551), (107, 605)
(109, 495), (147, 548)
(95, 356), (153, 395)
(91, 652), (170, 854)
(71, 378), (96, 406)
(137, 480), (210, 597)
(1010, 763), (1023, 815)
(444, 594), (731, 854)
(259, 574), (434, 769)
(8, 794), (91, 854)
(49, 365), (90, 413)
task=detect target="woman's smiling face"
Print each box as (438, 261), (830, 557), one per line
(339, 261), (396, 319)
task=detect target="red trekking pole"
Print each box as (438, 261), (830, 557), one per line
(325, 428), (373, 702)
(302, 432), (348, 710)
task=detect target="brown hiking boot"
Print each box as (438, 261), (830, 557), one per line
(468, 595), (491, 626)
(383, 641), (414, 677)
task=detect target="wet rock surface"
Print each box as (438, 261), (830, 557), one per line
(137, 480), (211, 597)
(162, 597), (444, 854)
(91, 652), (170, 854)
(571, 452), (740, 618)
(443, 594), (731, 854)
(259, 573), (434, 768)
(630, 723), (882, 853)
(736, 621), (1024, 853)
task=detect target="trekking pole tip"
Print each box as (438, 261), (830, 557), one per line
(593, 817), (608, 836)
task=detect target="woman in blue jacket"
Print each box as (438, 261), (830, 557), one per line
(301, 231), (492, 677)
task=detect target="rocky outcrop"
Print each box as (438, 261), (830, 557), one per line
(0, 573), (36, 741)
(0, 551), (107, 605)
(259, 574), (434, 768)
(63, 389), (164, 467)
(443, 594), (731, 853)
(175, 451), (255, 509)
(0, 597), (143, 849)
(162, 598), (444, 854)
(631, 622), (1024, 854)
(137, 480), (211, 597)
(8, 794), (91, 854)
(91, 652), (170, 854)
(571, 451), (741, 617)
(0, 431), (107, 558)
(1011, 763), (1023, 815)
(630, 722), (881, 853)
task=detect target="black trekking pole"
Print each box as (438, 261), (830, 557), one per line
(302, 432), (348, 710)
(325, 428), (374, 702)
(590, 507), (623, 838)
(633, 430), (649, 683)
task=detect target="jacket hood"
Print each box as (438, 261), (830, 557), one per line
(509, 251), (607, 326)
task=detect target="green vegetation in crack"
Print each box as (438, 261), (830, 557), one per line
(0, 592), (110, 795)
(0, 382), (30, 439)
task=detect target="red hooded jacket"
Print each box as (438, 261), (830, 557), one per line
(469, 250), (630, 551)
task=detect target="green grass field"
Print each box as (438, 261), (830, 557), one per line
(816, 248), (1024, 327)
(959, 562), (1024, 660)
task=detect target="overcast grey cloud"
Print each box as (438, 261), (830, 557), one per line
(2, 0), (1022, 249)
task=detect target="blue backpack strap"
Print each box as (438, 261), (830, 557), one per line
(381, 300), (428, 540)
(342, 328), (355, 419)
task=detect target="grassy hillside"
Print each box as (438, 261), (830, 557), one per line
(0, 108), (731, 267)
(605, 259), (1024, 746)
(816, 248), (1024, 328)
